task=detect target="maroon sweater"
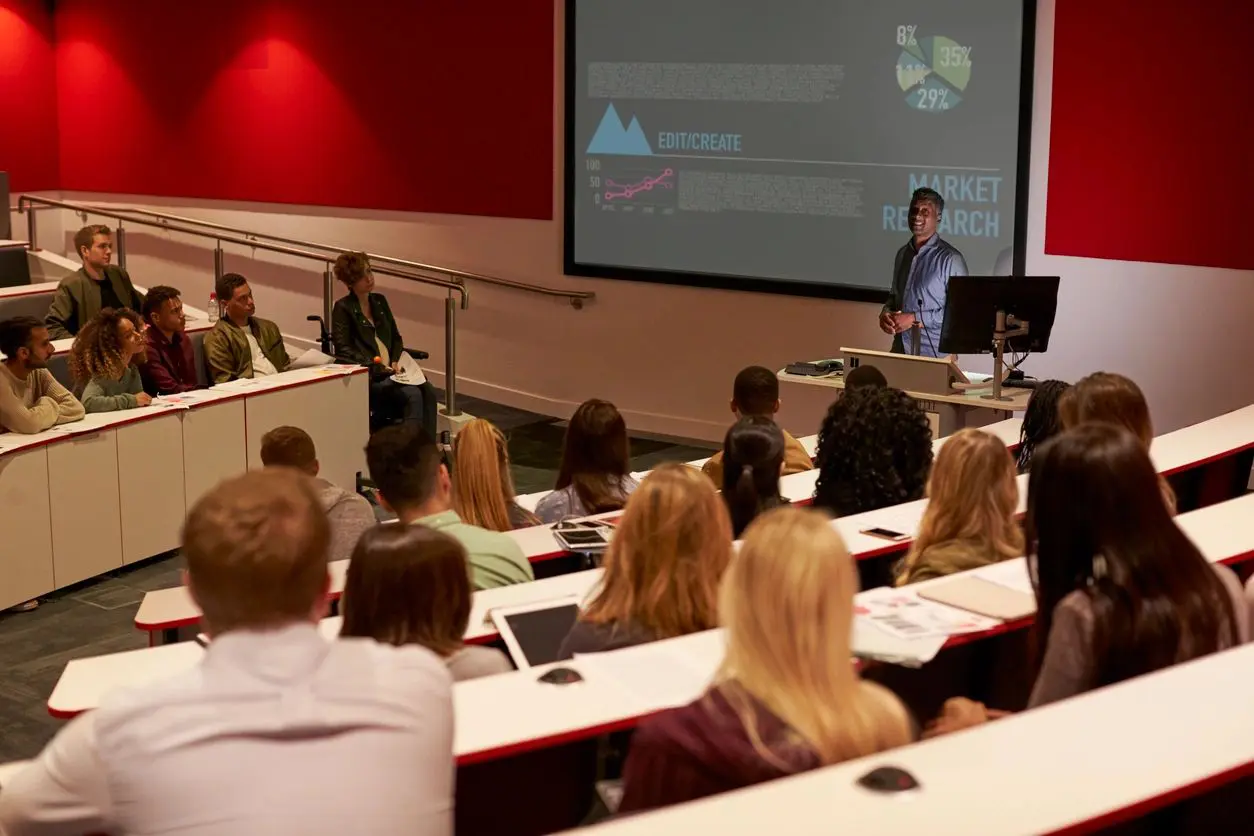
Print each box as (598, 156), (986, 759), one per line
(618, 685), (820, 813)
(140, 328), (199, 395)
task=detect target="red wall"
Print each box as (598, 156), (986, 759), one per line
(0, 0), (60, 192)
(1046, 3), (1249, 271)
(53, 0), (554, 219)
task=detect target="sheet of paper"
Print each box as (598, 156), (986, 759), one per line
(574, 638), (720, 708)
(288, 348), (337, 370)
(854, 587), (1000, 641)
(391, 351), (427, 386)
(963, 371), (994, 384)
(851, 618), (946, 667)
(973, 558), (1035, 596)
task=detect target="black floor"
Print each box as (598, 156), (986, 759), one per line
(0, 394), (715, 764)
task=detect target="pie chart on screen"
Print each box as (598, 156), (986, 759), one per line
(896, 34), (972, 113)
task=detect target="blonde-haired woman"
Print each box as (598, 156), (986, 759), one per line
(451, 419), (539, 531)
(618, 506), (913, 812)
(69, 307), (152, 413)
(894, 429), (1024, 586)
(556, 462), (732, 657)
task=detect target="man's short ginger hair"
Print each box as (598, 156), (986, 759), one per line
(182, 469), (330, 632)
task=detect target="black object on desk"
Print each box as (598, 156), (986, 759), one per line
(785, 359), (842, 376)
(856, 765), (920, 793)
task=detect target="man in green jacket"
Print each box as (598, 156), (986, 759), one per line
(45, 225), (146, 340)
(203, 272), (291, 383)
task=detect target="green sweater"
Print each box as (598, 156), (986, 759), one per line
(45, 267), (145, 340)
(82, 367), (145, 413)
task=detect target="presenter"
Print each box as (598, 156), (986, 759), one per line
(878, 188), (968, 358)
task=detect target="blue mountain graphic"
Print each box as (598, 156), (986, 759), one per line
(586, 103), (653, 156)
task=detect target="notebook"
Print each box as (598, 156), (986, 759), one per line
(917, 576), (1037, 621)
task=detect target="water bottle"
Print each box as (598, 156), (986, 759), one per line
(207, 292), (218, 323)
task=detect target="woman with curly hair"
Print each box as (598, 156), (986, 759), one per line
(69, 307), (152, 413)
(812, 386), (933, 516)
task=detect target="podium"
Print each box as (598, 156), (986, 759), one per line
(776, 347), (1031, 439)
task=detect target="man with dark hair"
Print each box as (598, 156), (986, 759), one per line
(203, 273), (290, 383)
(701, 365), (813, 486)
(879, 187), (968, 358)
(366, 423), (531, 589)
(45, 224), (145, 340)
(844, 363), (888, 390)
(0, 469), (455, 835)
(261, 425), (376, 564)
(0, 316), (84, 434)
(138, 285), (199, 395)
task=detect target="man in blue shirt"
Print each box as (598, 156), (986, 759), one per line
(879, 188), (968, 358)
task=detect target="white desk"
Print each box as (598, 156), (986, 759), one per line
(0, 760), (31, 789)
(778, 365), (1031, 441)
(54, 494), (1254, 728)
(590, 641), (1254, 836)
(0, 366), (368, 612)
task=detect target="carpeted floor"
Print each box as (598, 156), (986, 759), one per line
(0, 392), (715, 764)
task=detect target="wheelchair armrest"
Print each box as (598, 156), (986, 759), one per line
(404, 348), (430, 361)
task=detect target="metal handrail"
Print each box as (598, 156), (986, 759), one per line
(17, 194), (477, 416)
(69, 204), (596, 309)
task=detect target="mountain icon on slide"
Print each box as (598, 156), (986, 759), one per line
(586, 103), (653, 156)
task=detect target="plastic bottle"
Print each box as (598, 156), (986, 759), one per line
(207, 292), (219, 323)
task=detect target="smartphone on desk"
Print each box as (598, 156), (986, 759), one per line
(861, 527), (911, 542)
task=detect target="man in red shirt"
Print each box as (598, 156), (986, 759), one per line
(139, 286), (201, 395)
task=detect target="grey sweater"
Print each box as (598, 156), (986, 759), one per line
(82, 367), (145, 413)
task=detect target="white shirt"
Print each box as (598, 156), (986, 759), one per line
(245, 332), (278, 377)
(0, 624), (454, 836)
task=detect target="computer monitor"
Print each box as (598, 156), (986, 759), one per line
(939, 276), (1060, 356)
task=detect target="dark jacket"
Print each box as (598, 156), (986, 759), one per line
(557, 618), (657, 660)
(618, 685), (821, 813)
(139, 328), (200, 395)
(331, 293), (404, 381)
(45, 267), (145, 340)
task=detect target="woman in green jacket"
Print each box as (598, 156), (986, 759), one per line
(330, 252), (438, 434)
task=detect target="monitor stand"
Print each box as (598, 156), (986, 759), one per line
(983, 310), (1030, 403)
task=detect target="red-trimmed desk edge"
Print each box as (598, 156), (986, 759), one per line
(0, 366), (369, 459)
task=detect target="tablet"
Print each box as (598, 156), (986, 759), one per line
(917, 576), (1037, 621)
(489, 597), (583, 669)
(553, 519), (615, 553)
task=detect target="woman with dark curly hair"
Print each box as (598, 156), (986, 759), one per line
(812, 386), (933, 516)
(1015, 379), (1070, 473)
(69, 307), (152, 413)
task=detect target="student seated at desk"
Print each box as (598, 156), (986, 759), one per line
(701, 366), (813, 487)
(69, 308), (152, 413)
(451, 418), (540, 531)
(928, 424), (1248, 736)
(331, 251), (439, 433)
(341, 525), (513, 681)
(536, 399), (637, 524)
(618, 507), (913, 813)
(894, 428), (1023, 585)
(0, 316), (84, 434)
(260, 425), (376, 564)
(812, 385), (933, 516)
(720, 416), (787, 538)
(139, 285), (201, 395)
(1060, 371), (1174, 512)
(843, 363), (888, 390)
(0, 469), (454, 836)
(367, 423), (532, 590)
(558, 463), (732, 657)
(203, 273), (291, 383)
(44, 224), (145, 340)
(1016, 379), (1069, 473)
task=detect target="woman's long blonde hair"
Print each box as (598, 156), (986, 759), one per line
(579, 462), (732, 638)
(452, 419), (535, 532)
(719, 507), (912, 766)
(896, 429), (1024, 585)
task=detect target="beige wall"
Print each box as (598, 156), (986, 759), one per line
(12, 0), (1253, 441)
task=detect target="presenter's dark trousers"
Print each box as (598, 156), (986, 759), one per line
(370, 378), (439, 436)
